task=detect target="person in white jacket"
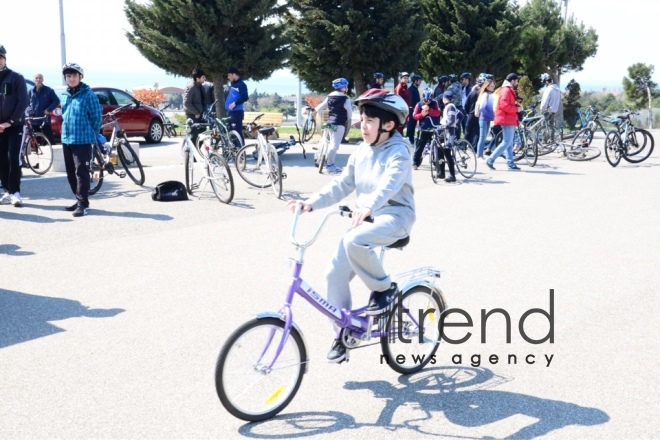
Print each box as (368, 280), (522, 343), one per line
(540, 73), (561, 126)
(286, 90), (413, 363)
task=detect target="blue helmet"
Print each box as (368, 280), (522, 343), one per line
(448, 74), (458, 82)
(460, 72), (472, 80)
(332, 78), (349, 89)
(476, 73), (494, 85)
(373, 72), (384, 79)
(437, 75), (448, 83)
(421, 88), (434, 101)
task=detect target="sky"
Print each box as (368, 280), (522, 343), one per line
(3, 0), (659, 95)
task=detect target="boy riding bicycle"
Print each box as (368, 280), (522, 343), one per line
(286, 89), (415, 363)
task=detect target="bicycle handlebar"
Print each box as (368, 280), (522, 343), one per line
(104, 103), (133, 119)
(289, 205), (372, 249)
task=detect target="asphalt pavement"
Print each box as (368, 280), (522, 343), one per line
(1, 132), (658, 439)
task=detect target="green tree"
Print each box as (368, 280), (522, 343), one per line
(517, 0), (598, 85)
(516, 75), (539, 109)
(124, 0), (288, 116)
(287, 1), (426, 95)
(563, 79), (581, 130)
(623, 63), (658, 128)
(419, 0), (519, 82)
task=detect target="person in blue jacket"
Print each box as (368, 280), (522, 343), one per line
(225, 67), (248, 142)
(27, 73), (60, 144)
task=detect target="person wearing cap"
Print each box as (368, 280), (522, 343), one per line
(369, 72), (385, 90)
(463, 73), (482, 150)
(225, 66), (249, 142)
(0, 45), (29, 207)
(435, 90), (461, 182)
(394, 72), (411, 134)
(183, 68), (206, 145)
(433, 75), (448, 100)
(60, 62), (102, 217)
(406, 74), (423, 144)
(486, 73), (523, 171)
(27, 73), (60, 145)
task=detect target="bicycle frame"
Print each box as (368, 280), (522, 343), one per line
(258, 206), (444, 372)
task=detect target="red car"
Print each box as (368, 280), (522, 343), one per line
(51, 87), (165, 143)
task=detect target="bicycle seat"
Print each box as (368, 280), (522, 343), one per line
(259, 127), (276, 136)
(386, 236), (410, 249)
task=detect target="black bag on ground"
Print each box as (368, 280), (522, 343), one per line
(151, 181), (188, 201)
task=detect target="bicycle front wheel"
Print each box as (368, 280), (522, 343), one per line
(566, 146), (601, 161)
(303, 119), (316, 143)
(622, 128), (654, 163)
(228, 130), (244, 161)
(430, 141), (439, 184)
(89, 146), (104, 195)
(24, 133), (53, 175)
(453, 140), (476, 179)
(268, 147), (283, 199)
(117, 138), (145, 185)
(208, 152), (234, 204)
(235, 144), (270, 188)
(215, 317), (307, 422)
(315, 139), (326, 173)
(380, 285), (446, 375)
(184, 146), (194, 194)
(604, 130), (622, 167)
(572, 127), (594, 147)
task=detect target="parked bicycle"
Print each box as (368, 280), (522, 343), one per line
(603, 111), (655, 167)
(20, 116), (53, 175)
(197, 115), (244, 164)
(490, 118), (539, 167)
(89, 105), (145, 194)
(158, 104), (180, 137)
(419, 121), (477, 181)
(235, 126), (284, 198)
(571, 106), (610, 147)
(551, 139), (601, 162)
(181, 119), (234, 204)
(301, 105), (316, 142)
(243, 112), (280, 140)
(214, 205), (447, 421)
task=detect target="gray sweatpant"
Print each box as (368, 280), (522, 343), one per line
(325, 214), (408, 312)
(326, 125), (345, 166)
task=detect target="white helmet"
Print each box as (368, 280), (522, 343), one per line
(355, 89), (409, 126)
(541, 73), (552, 83)
(62, 62), (84, 77)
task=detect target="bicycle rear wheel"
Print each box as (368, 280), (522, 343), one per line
(622, 128), (654, 163)
(184, 146), (194, 194)
(117, 137), (145, 185)
(453, 140), (476, 179)
(235, 144), (271, 188)
(380, 285), (446, 375)
(89, 146), (104, 195)
(228, 130), (244, 160)
(429, 141), (439, 184)
(566, 146), (601, 161)
(572, 127), (594, 147)
(536, 126), (560, 155)
(208, 152), (234, 204)
(604, 130), (622, 167)
(24, 133), (53, 175)
(315, 137), (327, 173)
(303, 119), (316, 143)
(215, 317), (307, 422)
(268, 147), (283, 198)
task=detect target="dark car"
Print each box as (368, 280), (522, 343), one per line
(51, 87), (164, 143)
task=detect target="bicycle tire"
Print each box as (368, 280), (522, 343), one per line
(524, 132), (538, 167)
(566, 146), (601, 161)
(215, 317), (306, 422)
(380, 285), (445, 375)
(316, 136), (327, 173)
(184, 146), (194, 194)
(207, 152), (234, 204)
(536, 126), (560, 155)
(268, 147), (283, 199)
(235, 144), (271, 188)
(303, 119), (316, 143)
(622, 128), (654, 163)
(604, 130), (622, 167)
(572, 127), (594, 147)
(228, 130), (244, 161)
(453, 139), (477, 179)
(24, 132), (53, 175)
(89, 146), (104, 195)
(430, 141), (439, 184)
(117, 138), (145, 185)
(166, 125), (177, 138)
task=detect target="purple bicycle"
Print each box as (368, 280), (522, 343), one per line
(214, 205), (448, 421)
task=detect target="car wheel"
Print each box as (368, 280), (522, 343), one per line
(145, 119), (164, 143)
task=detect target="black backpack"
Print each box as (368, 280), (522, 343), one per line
(151, 181), (188, 201)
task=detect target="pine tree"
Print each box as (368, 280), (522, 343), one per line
(516, 76), (538, 110)
(419, 0), (519, 83)
(623, 63), (658, 128)
(563, 79), (581, 130)
(124, 0), (288, 115)
(287, 1), (426, 95)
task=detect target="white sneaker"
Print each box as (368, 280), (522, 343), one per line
(10, 192), (22, 207)
(0, 192), (10, 204)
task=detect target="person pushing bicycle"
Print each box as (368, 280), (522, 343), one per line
(286, 89), (414, 363)
(313, 78), (353, 174)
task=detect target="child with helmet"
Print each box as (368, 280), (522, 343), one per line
(412, 88), (441, 169)
(286, 89), (414, 363)
(313, 78), (353, 173)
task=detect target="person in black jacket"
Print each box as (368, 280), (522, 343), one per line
(463, 75), (483, 149)
(27, 73), (60, 144)
(406, 74), (422, 144)
(183, 68), (206, 145)
(0, 45), (29, 207)
(369, 72), (385, 90)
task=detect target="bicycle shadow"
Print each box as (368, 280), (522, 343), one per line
(0, 244), (35, 256)
(238, 366), (609, 439)
(0, 209), (73, 223)
(90, 209), (173, 221)
(0, 288), (124, 349)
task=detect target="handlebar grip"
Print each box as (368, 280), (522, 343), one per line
(339, 205), (374, 223)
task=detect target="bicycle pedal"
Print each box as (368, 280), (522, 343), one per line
(104, 163), (115, 173)
(118, 172), (127, 178)
(281, 173), (287, 180)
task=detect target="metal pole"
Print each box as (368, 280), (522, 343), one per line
(296, 78), (302, 127)
(59, 0), (67, 85)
